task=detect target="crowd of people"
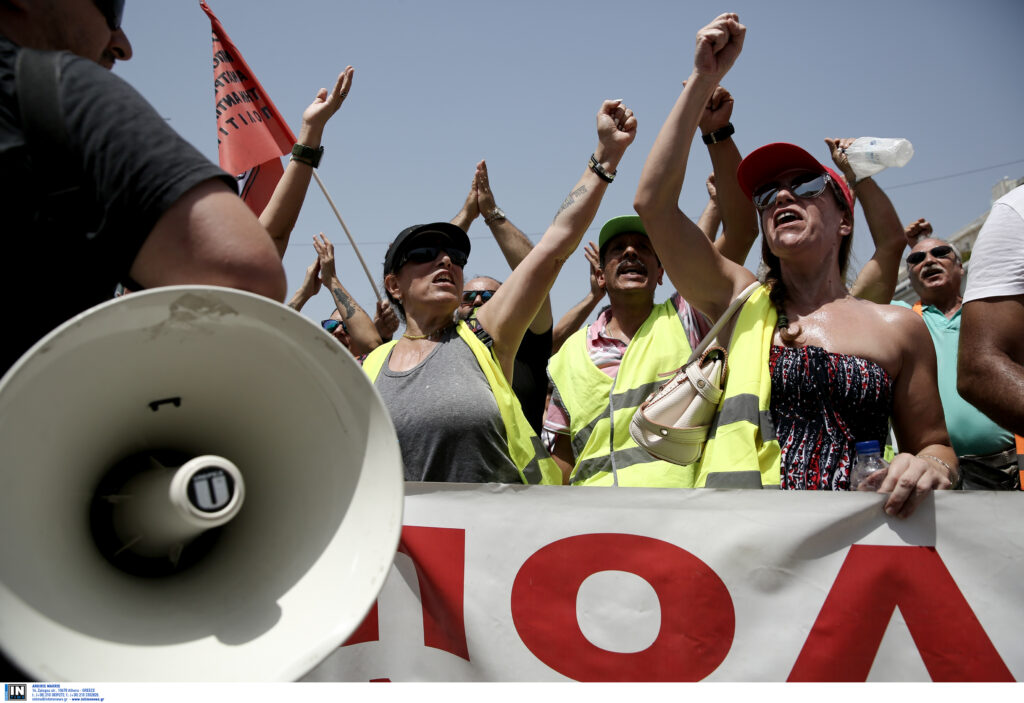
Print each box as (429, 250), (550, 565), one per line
(5, 6), (1023, 522)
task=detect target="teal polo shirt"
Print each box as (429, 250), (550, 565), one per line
(893, 300), (1014, 456)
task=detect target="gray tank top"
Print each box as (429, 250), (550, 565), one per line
(374, 327), (522, 483)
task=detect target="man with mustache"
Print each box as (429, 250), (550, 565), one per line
(894, 222), (1018, 489)
(543, 215), (721, 486)
(542, 79), (761, 487)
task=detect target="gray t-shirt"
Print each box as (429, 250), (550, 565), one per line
(374, 327), (522, 483)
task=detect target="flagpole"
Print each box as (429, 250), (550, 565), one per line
(312, 171), (382, 302)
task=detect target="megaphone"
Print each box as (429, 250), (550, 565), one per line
(0, 286), (404, 681)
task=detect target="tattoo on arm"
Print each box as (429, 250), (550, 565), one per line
(332, 287), (358, 318)
(554, 184), (588, 220)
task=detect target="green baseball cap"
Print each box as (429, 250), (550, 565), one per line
(598, 215), (648, 252)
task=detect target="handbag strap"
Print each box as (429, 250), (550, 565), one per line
(685, 281), (761, 365)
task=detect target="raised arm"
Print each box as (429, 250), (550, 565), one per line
(312, 232), (382, 355)
(827, 138), (907, 303)
(477, 100), (636, 379)
(552, 241), (605, 353)
(287, 255), (323, 311)
(474, 160), (554, 333)
(634, 14), (754, 323)
(449, 166), (480, 232)
(696, 173), (721, 241)
(698, 85), (759, 265)
(260, 67), (353, 258)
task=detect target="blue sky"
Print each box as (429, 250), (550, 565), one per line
(115, 0), (1024, 325)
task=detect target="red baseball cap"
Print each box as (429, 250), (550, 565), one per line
(737, 143), (854, 211)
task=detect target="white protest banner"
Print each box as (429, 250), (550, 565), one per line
(305, 484), (1023, 682)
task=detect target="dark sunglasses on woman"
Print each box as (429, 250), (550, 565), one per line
(93, 0), (125, 30)
(321, 318), (348, 334)
(461, 290), (496, 304)
(398, 246), (468, 268)
(753, 172), (832, 212)
(906, 245), (954, 266)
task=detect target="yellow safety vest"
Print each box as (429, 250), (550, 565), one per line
(363, 321), (561, 485)
(695, 284), (782, 487)
(548, 300), (699, 486)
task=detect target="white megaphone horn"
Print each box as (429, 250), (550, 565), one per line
(0, 286), (404, 681)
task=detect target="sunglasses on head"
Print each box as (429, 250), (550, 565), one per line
(321, 318), (348, 334)
(462, 290), (496, 304)
(93, 0), (125, 30)
(906, 245), (954, 266)
(398, 245), (468, 269)
(753, 172), (832, 212)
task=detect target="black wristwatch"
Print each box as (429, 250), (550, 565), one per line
(701, 123), (735, 145)
(291, 143), (324, 168)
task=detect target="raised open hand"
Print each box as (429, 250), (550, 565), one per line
(456, 164), (481, 223)
(312, 232), (337, 283)
(584, 241), (604, 297)
(298, 257), (323, 299)
(476, 160), (499, 216)
(302, 66), (353, 131)
(705, 173), (718, 204)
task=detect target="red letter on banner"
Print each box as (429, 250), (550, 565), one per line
(511, 533), (734, 681)
(343, 526), (469, 661)
(789, 545), (1014, 681)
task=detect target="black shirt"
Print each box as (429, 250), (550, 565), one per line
(0, 36), (234, 373)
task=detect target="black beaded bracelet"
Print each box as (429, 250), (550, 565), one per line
(701, 122), (735, 145)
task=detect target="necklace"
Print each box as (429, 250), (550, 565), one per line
(402, 323), (453, 341)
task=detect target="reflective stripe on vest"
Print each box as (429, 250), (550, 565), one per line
(696, 284), (782, 487)
(707, 392), (777, 442)
(548, 299), (699, 487)
(363, 322), (560, 485)
(569, 379), (662, 458)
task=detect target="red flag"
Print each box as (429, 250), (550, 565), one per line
(200, 1), (296, 216)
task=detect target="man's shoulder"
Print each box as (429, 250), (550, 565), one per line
(994, 184), (1024, 213)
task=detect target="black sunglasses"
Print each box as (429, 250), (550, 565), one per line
(321, 318), (348, 334)
(906, 245), (954, 266)
(753, 172), (831, 212)
(461, 290), (496, 304)
(398, 246), (468, 269)
(93, 0), (125, 30)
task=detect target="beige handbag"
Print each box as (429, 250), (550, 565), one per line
(629, 282), (760, 466)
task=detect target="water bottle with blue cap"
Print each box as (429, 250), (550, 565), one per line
(850, 439), (889, 491)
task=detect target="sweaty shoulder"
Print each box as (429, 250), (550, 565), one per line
(840, 298), (925, 378)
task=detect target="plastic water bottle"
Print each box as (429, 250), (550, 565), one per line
(849, 440), (889, 491)
(844, 137), (914, 181)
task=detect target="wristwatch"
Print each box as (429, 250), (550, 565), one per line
(290, 143), (324, 168)
(484, 207), (506, 225)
